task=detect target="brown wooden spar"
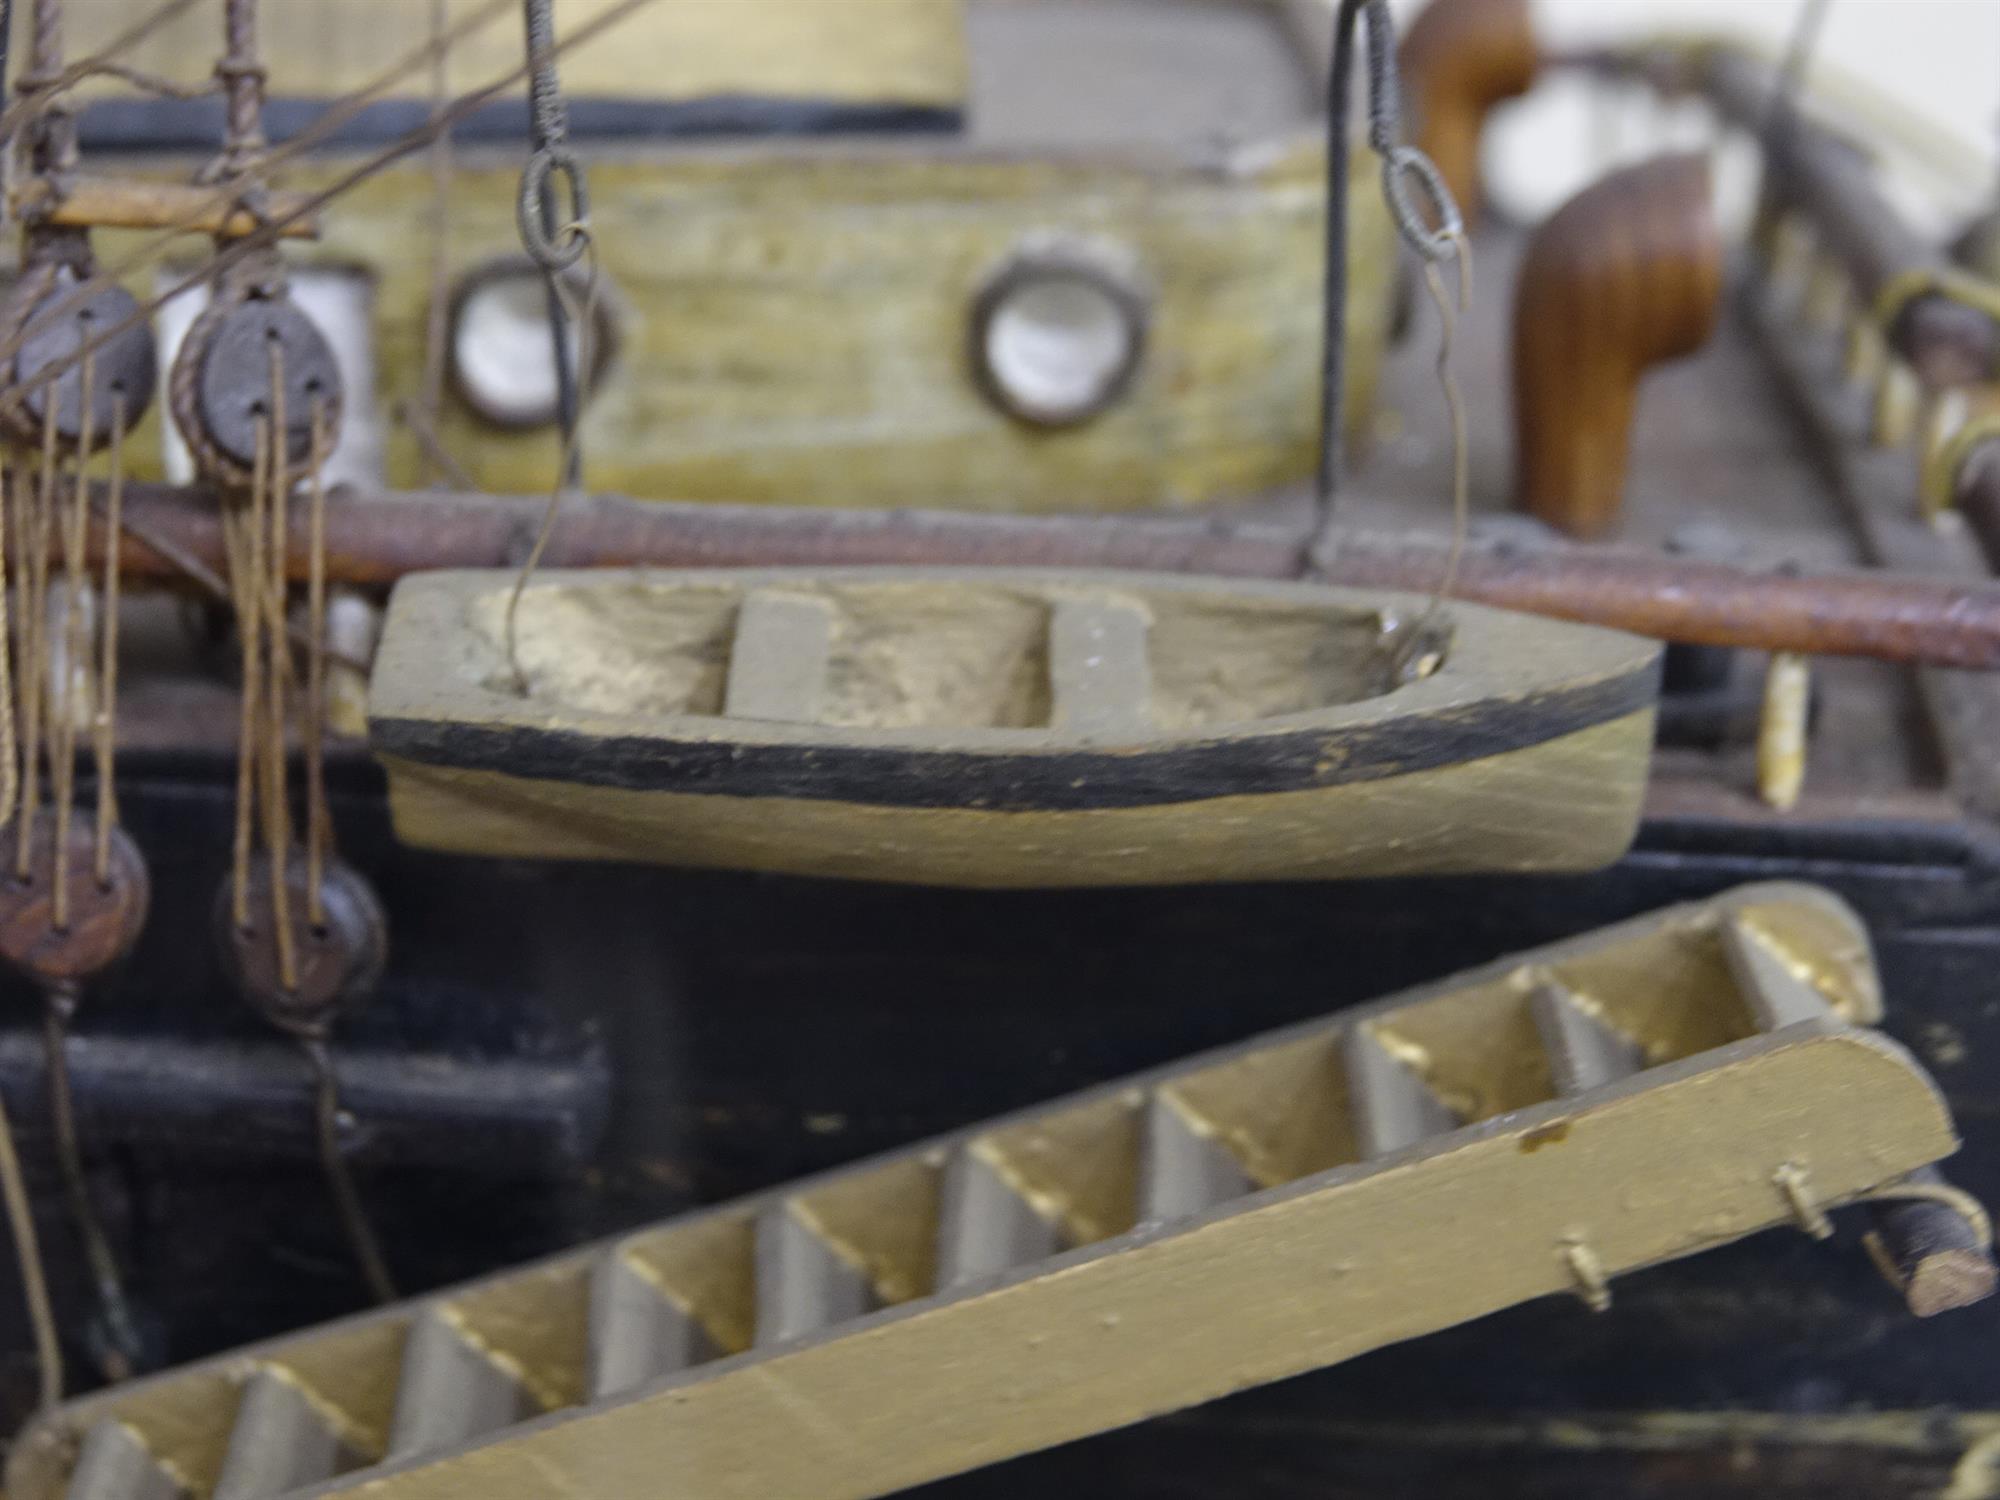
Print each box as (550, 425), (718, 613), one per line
(8, 176), (322, 238)
(73, 479), (2000, 672)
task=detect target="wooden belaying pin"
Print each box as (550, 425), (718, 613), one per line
(1873, 358), (1921, 449)
(1561, 1237), (1612, 1313)
(1757, 651), (1811, 811)
(1844, 314), (1884, 389)
(1776, 1162), (1835, 1241)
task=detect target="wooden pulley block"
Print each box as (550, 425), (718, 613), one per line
(1, 255), (158, 449)
(0, 814), (150, 986)
(169, 287), (345, 488)
(213, 852), (387, 1040)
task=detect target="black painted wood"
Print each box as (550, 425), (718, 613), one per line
(372, 661), (1657, 811)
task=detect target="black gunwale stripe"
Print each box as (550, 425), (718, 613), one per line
(76, 95), (963, 155)
(372, 663), (1655, 813)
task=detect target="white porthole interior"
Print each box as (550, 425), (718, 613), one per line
(972, 236), (1149, 429)
(155, 267), (383, 488)
(980, 267), (1141, 426)
(452, 266), (587, 429)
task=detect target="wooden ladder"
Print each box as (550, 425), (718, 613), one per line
(15, 885), (1964, 1500)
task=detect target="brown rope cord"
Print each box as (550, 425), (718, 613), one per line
(504, 237), (600, 692)
(0, 0), (207, 141)
(399, 398), (477, 492)
(0, 466), (17, 832)
(85, 485), (361, 670)
(13, 394), (57, 880)
(214, 0), (265, 180)
(418, 0), (455, 486)
(225, 444), (263, 934)
(0, 1082), (60, 1409)
(0, 0), (663, 427)
(94, 394), (124, 883)
(303, 1037), (395, 1303)
(40, 996), (135, 1382)
(47, 351), (95, 933)
(257, 348), (297, 994)
(305, 399), (330, 927)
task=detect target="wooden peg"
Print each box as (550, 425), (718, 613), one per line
(1756, 651), (1811, 811)
(1873, 359), (1921, 449)
(1863, 1168), (1998, 1318)
(1397, 0), (1538, 228)
(1513, 154), (1722, 537)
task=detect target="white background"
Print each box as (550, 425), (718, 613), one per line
(1389, 0), (2000, 233)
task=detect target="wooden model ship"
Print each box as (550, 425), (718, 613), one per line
(0, 0), (1996, 1497)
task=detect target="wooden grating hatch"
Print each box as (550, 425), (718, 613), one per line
(9, 883), (1967, 1500)
(367, 568), (1661, 885)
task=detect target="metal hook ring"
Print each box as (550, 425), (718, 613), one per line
(517, 145), (591, 274)
(1381, 145), (1464, 263)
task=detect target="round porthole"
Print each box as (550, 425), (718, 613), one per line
(448, 257), (618, 430)
(970, 236), (1150, 428)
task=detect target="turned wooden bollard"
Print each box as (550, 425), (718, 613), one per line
(1513, 154), (1723, 537)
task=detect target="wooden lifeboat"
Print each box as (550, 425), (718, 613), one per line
(367, 569), (1661, 886)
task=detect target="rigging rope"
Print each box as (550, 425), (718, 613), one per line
(418, 0), (456, 486)
(1317, 0), (1464, 528)
(0, 0), (654, 416)
(0, 0), (531, 395)
(504, 0), (597, 692)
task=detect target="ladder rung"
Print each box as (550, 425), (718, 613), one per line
(588, 1251), (717, 1399)
(935, 1146), (1062, 1290)
(1529, 980), (1646, 1097)
(754, 1202), (876, 1346)
(62, 1422), (179, 1500)
(386, 1310), (536, 1461)
(1344, 1028), (1458, 1158)
(723, 590), (835, 723)
(1137, 1092), (1253, 1225)
(1048, 596), (1152, 736)
(1721, 914), (1833, 1031)
(213, 1369), (356, 1500)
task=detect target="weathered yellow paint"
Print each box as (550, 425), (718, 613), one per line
(288, 135), (1389, 508)
(58, 0), (1391, 511)
(48, 0), (969, 113)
